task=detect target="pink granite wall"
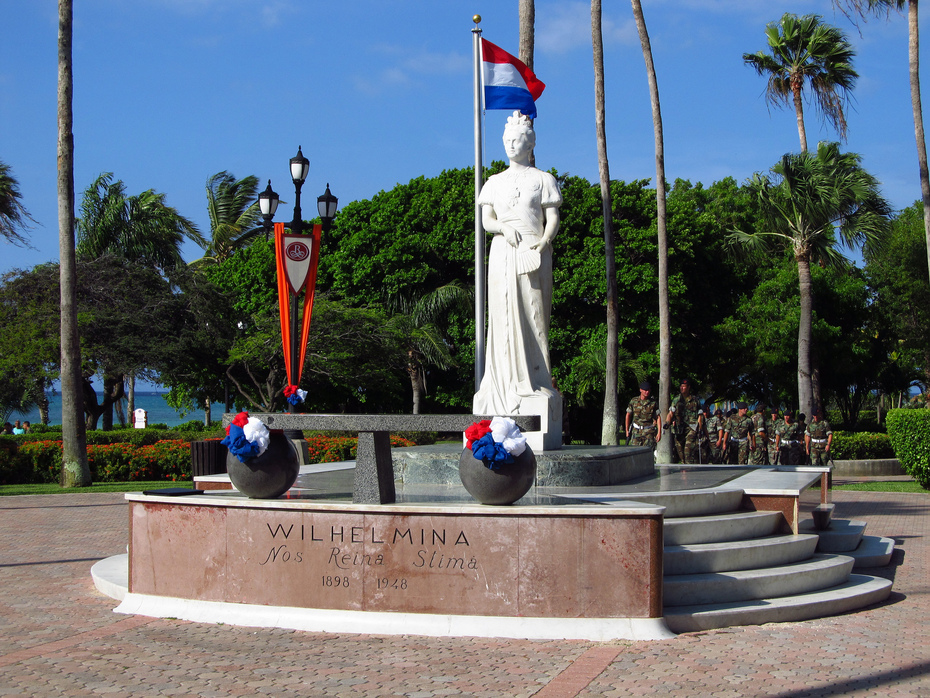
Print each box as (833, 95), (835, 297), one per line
(129, 500), (663, 619)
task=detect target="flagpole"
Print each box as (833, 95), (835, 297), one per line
(472, 15), (485, 393)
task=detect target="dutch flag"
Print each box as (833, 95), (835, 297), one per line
(481, 38), (546, 119)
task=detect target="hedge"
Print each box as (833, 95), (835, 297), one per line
(0, 433), (417, 486)
(0, 439), (192, 485)
(886, 409), (930, 489)
(830, 432), (895, 461)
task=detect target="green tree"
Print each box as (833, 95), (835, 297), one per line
(387, 282), (472, 414)
(193, 171), (262, 265)
(743, 13), (858, 152)
(834, 0), (930, 286)
(0, 160), (34, 246)
(729, 142), (892, 417)
(865, 201), (930, 400)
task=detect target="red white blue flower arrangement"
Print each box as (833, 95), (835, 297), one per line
(221, 411), (271, 463)
(283, 385), (308, 406)
(464, 416), (527, 469)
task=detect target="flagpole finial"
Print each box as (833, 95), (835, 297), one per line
(473, 14), (481, 25)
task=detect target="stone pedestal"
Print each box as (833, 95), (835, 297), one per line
(517, 393), (562, 452)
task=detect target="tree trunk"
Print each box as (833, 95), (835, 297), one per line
(204, 397), (212, 427)
(57, 0), (89, 486)
(518, 0), (535, 71)
(591, 0), (620, 445)
(793, 80), (808, 152)
(631, 0), (672, 462)
(35, 378), (50, 425)
(409, 366), (424, 415)
(907, 0), (930, 285)
(127, 373), (135, 415)
(796, 253), (814, 418)
(519, 0), (537, 168)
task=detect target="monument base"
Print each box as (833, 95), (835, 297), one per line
(121, 491), (667, 641)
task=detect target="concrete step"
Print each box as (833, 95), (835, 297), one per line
(800, 518), (867, 553)
(664, 554), (854, 607)
(664, 510), (782, 546)
(664, 534), (820, 575)
(850, 536), (896, 568)
(591, 488), (745, 518)
(664, 574), (893, 634)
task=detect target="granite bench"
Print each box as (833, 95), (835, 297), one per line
(222, 413), (540, 504)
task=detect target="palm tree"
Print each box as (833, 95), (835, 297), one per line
(630, 0), (672, 462)
(193, 171), (262, 265)
(743, 13), (858, 153)
(0, 160), (35, 246)
(77, 173), (203, 272)
(57, 0), (90, 487)
(729, 142), (892, 417)
(833, 0), (930, 286)
(590, 0), (621, 445)
(387, 282), (471, 414)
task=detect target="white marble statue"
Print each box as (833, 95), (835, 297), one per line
(473, 111), (563, 450)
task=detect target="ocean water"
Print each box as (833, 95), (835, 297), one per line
(8, 392), (215, 428)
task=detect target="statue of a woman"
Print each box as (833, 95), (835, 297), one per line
(473, 112), (562, 432)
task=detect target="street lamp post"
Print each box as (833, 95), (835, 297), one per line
(262, 146), (338, 412)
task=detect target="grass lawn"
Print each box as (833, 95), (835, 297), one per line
(832, 480), (928, 494)
(0, 481), (196, 496)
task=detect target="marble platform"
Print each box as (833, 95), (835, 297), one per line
(116, 487), (670, 641)
(391, 443), (654, 488)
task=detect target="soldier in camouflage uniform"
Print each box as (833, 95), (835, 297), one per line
(805, 409), (833, 466)
(705, 407), (728, 464)
(667, 378), (703, 464)
(727, 402), (755, 465)
(625, 381), (661, 450)
(767, 407), (780, 465)
(775, 411), (803, 466)
(796, 413), (809, 464)
(750, 404), (768, 465)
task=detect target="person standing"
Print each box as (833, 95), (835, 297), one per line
(805, 409), (833, 466)
(667, 378), (702, 464)
(728, 402), (756, 465)
(749, 404), (768, 465)
(706, 407), (728, 464)
(625, 381), (661, 450)
(775, 411), (800, 466)
(767, 407), (780, 465)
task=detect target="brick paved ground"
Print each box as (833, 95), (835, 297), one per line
(0, 490), (927, 697)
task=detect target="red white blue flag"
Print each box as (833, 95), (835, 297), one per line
(481, 38), (546, 119)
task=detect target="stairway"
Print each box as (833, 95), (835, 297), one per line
(661, 494), (894, 634)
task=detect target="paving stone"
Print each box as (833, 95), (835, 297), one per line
(0, 490), (928, 696)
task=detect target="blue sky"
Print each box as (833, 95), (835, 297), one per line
(0, 0), (924, 276)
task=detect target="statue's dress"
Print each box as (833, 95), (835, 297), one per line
(473, 166), (562, 415)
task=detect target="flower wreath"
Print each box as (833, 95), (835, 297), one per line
(221, 411), (271, 463)
(283, 385), (308, 406)
(465, 416), (527, 470)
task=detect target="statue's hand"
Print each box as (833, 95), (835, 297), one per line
(530, 238), (549, 252)
(501, 224), (521, 247)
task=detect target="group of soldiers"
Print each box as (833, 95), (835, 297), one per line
(624, 378), (834, 466)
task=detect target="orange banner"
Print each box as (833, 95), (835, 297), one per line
(275, 222), (322, 387)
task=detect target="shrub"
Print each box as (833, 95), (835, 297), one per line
(886, 409), (930, 489)
(303, 434), (416, 465)
(831, 432), (895, 460)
